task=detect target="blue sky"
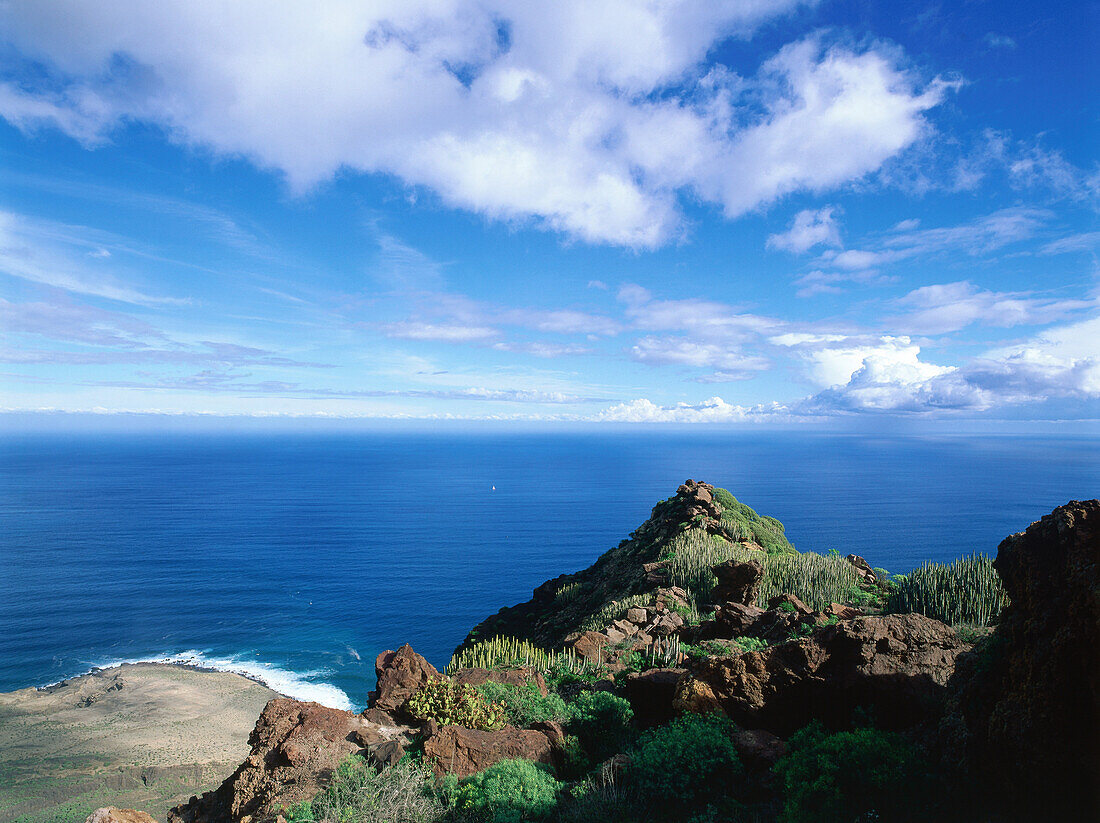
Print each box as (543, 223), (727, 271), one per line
(1, 1), (1097, 424)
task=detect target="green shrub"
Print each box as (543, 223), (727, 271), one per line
(456, 759), (561, 822)
(773, 722), (935, 823)
(734, 636), (768, 653)
(566, 691), (634, 762)
(407, 678), (505, 730)
(629, 713), (743, 811)
(886, 554), (1008, 626)
(476, 682), (568, 727)
(283, 755), (444, 823)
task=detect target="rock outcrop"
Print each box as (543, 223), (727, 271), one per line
(168, 698), (411, 823)
(370, 644), (440, 715)
(942, 499), (1100, 818)
(85, 809), (157, 823)
(623, 667), (687, 727)
(421, 721), (555, 779)
(675, 613), (970, 734)
(711, 559), (764, 606)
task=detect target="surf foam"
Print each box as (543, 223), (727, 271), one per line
(90, 649), (355, 711)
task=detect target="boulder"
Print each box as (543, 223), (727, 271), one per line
(827, 602), (861, 620)
(716, 602), (765, 636)
(168, 698), (410, 823)
(624, 667), (687, 727)
(942, 500), (1100, 818)
(370, 644), (440, 714)
(846, 554), (877, 583)
(766, 593), (812, 615)
(85, 810), (157, 823)
(625, 607), (648, 624)
(569, 631), (611, 661)
(711, 559), (764, 606)
(450, 666), (549, 697)
(674, 613), (971, 735)
(422, 722), (554, 778)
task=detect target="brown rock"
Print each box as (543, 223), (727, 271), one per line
(766, 593), (812, 615)
(168, 698), (410, 823)
(715, 602), (765, 636)
(423, 724), (554, 778)
(711, 559), (764, 605)
(943, 500), (1100, 818)
(612, 619), (637, 637)
(731, 728), (788, 771)
(450, 666), (549, 697)
(85, 810), (158, 823)
(370, 644), (440, 714)
(846, 554), (877, 583)
(625, 607), (648, 624)
(624, 668), (687, 727)
(828, 602), (862, 620)
(674, 613), (971, 735)
(368, 738), (407, 768)
(604, 626), (627, 644)
(569, 631), (610, 661)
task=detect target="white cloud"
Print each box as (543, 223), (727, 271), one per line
(630, 336), (770, 374)
(0, 2), (949, 247)
(983, 33), (1016, 49)
(767, 206), (842, 253)
(618, 284), (776, 339)
(382, 321), (498, 342)
(793, 268), (889, 297)
(0, 210), (187, 305)
(891, 281), (1091, 334)
(596, 396), (781, 422)
(775, 334), (949, 389)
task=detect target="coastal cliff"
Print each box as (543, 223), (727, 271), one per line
(36, 484), (1100, 822)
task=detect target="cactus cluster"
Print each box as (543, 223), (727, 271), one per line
(887, 554), (1008, 626)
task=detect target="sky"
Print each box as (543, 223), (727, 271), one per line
(1, 0), (1098, 425)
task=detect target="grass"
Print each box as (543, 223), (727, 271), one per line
(886, 554), (1008, 626)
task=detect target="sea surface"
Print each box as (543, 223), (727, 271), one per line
(1, 430), (1097, 710)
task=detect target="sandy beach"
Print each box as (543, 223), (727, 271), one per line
(0, 663), (279, 823)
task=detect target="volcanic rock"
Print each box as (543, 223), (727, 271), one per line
(624, 667), (687, 727)
(422, 721), (554, 779)
(674, 613), (970, 735)
(846, 554), (877, 583)
(711, 559), (764, 606)
(370, 644), (439, 715)
(168, 698), (410, 823)
(942, 499), (1100, 818)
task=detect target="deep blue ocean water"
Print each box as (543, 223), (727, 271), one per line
(1, 431), (1097, 709)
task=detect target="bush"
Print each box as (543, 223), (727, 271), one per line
(476, 682), (569, 727)
(456, 759), (561, 822)
(629, 713), (743, 811)
(773, 722), (935, 823)
(283, 755), (444, 823)
(407, 678), (505, 730)
(566, 691), (634, 762)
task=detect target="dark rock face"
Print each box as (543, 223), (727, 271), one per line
(943, 500), (1100, 818)
(624, 668), (688, 727)
(674, 614), (970, 735)
(711, 559), (764, 606)
(168, 699), (411, 823)
(421, 721), (554, 778)
(370, 644), (440, 715)
(846, 554), (877, 583)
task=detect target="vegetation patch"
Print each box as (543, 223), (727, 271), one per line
(887, 554), (1008, 626)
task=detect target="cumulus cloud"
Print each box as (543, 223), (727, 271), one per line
(0, 2), (950, 247)
(767, 206), (842, 253)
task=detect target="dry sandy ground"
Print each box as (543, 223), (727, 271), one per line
(0, 664), (278, 823)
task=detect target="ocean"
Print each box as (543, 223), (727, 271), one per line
(1, 430), (1096, 710)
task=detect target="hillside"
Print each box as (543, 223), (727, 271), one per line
(458, 480), (797, 652)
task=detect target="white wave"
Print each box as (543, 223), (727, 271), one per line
(91, 649), (355, 711)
